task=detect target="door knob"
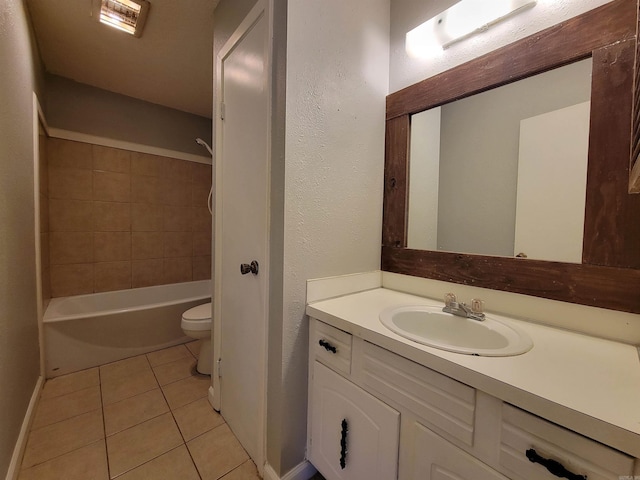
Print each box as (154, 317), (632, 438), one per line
(240, 260), (259, 275)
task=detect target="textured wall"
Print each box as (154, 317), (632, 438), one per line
(0, 0), (43, 476)
(390, 0), (616, 93)
(277, 0), (390, 474)
(46, 138), (212, 296)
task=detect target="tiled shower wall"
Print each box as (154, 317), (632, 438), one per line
(47, 138), (212, 297)
(39, 126), (51, 307)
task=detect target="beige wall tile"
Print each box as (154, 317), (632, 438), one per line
(106, 412), (183, 478)
(131, 152), (168, 177)
(50, 264), (94, 297)
(47, 138), (92, 170)
(191, 206), (212, 233)
(116, 445), (199, 480)
(132, 175), (162, 204)
(50, 232), (93, 265)
(163, 178), (191, 207)
(49, 199), (93, 232)
(191, 162), (212, 187)
(187, 424), (248, 480)
(92, 145), (131, 173)
(94, 261), (131, 292)
(191, 183), (211, 209)
(40, 194), (49, 232)
(192, 231), (212, 257)
(132, 232), (163, 259)
(93, 201), (131, 232)
(163, 258), (192, 284)
(192, 256), (211, 281)
(164, 232), (192, 258)
(131, 202), (163, 231)
(22, 409), (104, 468)
(167, 158), (192, 181)
(18, 440), (109, 480)
(93, 171), (130, 202)
(40, 233), (50, 266)
(164, 206), (192, 232)
(132, 259), (163, 288)
(94, 232), (131, 262)
(49, 168), (93, 200)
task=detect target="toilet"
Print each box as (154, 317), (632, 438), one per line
(181, 302), (212, 375)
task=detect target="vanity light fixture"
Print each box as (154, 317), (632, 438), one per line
(93, 0), (150, 38)
(406, 0), (536, 58)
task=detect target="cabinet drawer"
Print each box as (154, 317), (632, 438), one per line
(311, 319), (352, 375)
(361, 342), (476, 446)
(499, 403), (635, 480)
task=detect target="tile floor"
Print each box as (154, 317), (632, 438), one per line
(18, 341), (260, 480)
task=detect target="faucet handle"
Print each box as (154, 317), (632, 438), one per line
(471, 298), (484, 314)
(444, 292), (457, 307)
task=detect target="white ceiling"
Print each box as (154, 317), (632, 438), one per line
(27, 0), (217, 119)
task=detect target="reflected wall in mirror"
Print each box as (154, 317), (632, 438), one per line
(382, 0), (640, 313)
(407, 59), (592, 263)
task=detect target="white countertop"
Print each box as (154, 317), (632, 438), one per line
(306, 287), (640, 458)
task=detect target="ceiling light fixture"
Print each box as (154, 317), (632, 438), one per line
(93, 0), (150, 38)
(406, 0), (536, 58)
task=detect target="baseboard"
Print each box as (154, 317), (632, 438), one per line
(263, 460), (317, 480)
(5, 376), (44, 480)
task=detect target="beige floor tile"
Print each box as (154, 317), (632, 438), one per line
(161, 375), (210, 410)
(152, 356), (197, 386)
(115, 445), (200, 480)
(106, 412), (183, 478)
(18, 440), (108, 480)
(100, 355), (151, 383)
(220, 459), (260, 480)
(147, 344), (192, 367)
(40, 368), (99, 399)
(185, 340), (200, 358)
(101, 368), (158, 406)
(104, 388), (169, 436)
(172, 397), (225, 442)
(32, 386), (101, 430)
(22, 409), (104, 469)
(188, 424), (249, 480)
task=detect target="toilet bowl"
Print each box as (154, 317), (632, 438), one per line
(181, 302), (212, 375)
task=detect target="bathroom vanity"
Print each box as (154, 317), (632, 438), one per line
(305, 287), (640, 480)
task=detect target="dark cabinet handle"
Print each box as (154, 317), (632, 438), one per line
(526, 449), (586, 480)
(318, 339), (337, 354)
(340, 419), (348, 469)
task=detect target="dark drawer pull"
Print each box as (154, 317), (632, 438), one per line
(319, 339), (337, 354)
(340, 418), (348, 469)
(526, 449), (587, 480)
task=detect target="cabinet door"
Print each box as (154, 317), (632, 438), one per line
(309, 362), (400, 480)
(410, 423), (509, 480)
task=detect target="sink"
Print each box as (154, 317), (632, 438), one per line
(379, 305), (533, 356)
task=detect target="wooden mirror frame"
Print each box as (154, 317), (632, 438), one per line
(382, 0), (640, 314)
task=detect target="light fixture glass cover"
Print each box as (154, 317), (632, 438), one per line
(94, 0), (150, 37)
(406, 0), (536, 58)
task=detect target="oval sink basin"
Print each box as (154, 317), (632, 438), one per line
(379, 305), (533, 356)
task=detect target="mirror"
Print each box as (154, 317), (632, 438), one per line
(407, 59), (592, 263)
(382, 0), (640, 313)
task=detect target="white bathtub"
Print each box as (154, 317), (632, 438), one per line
(43, 280), (211, 378)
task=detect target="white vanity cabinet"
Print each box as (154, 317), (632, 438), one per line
(307, 317), (640, 480)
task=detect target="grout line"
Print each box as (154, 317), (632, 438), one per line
(98, 366), (113, 480)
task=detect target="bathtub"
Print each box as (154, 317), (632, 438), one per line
(43, 280), (211, 378)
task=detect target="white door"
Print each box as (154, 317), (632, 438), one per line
(213, 1), (269, 471)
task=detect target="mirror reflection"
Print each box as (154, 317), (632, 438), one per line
(407, 58), (592, 263)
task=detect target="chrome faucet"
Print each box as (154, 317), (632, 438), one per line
(443, 293), (485, 321)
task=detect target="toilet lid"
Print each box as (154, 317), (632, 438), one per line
(182, 302), (212, 321)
